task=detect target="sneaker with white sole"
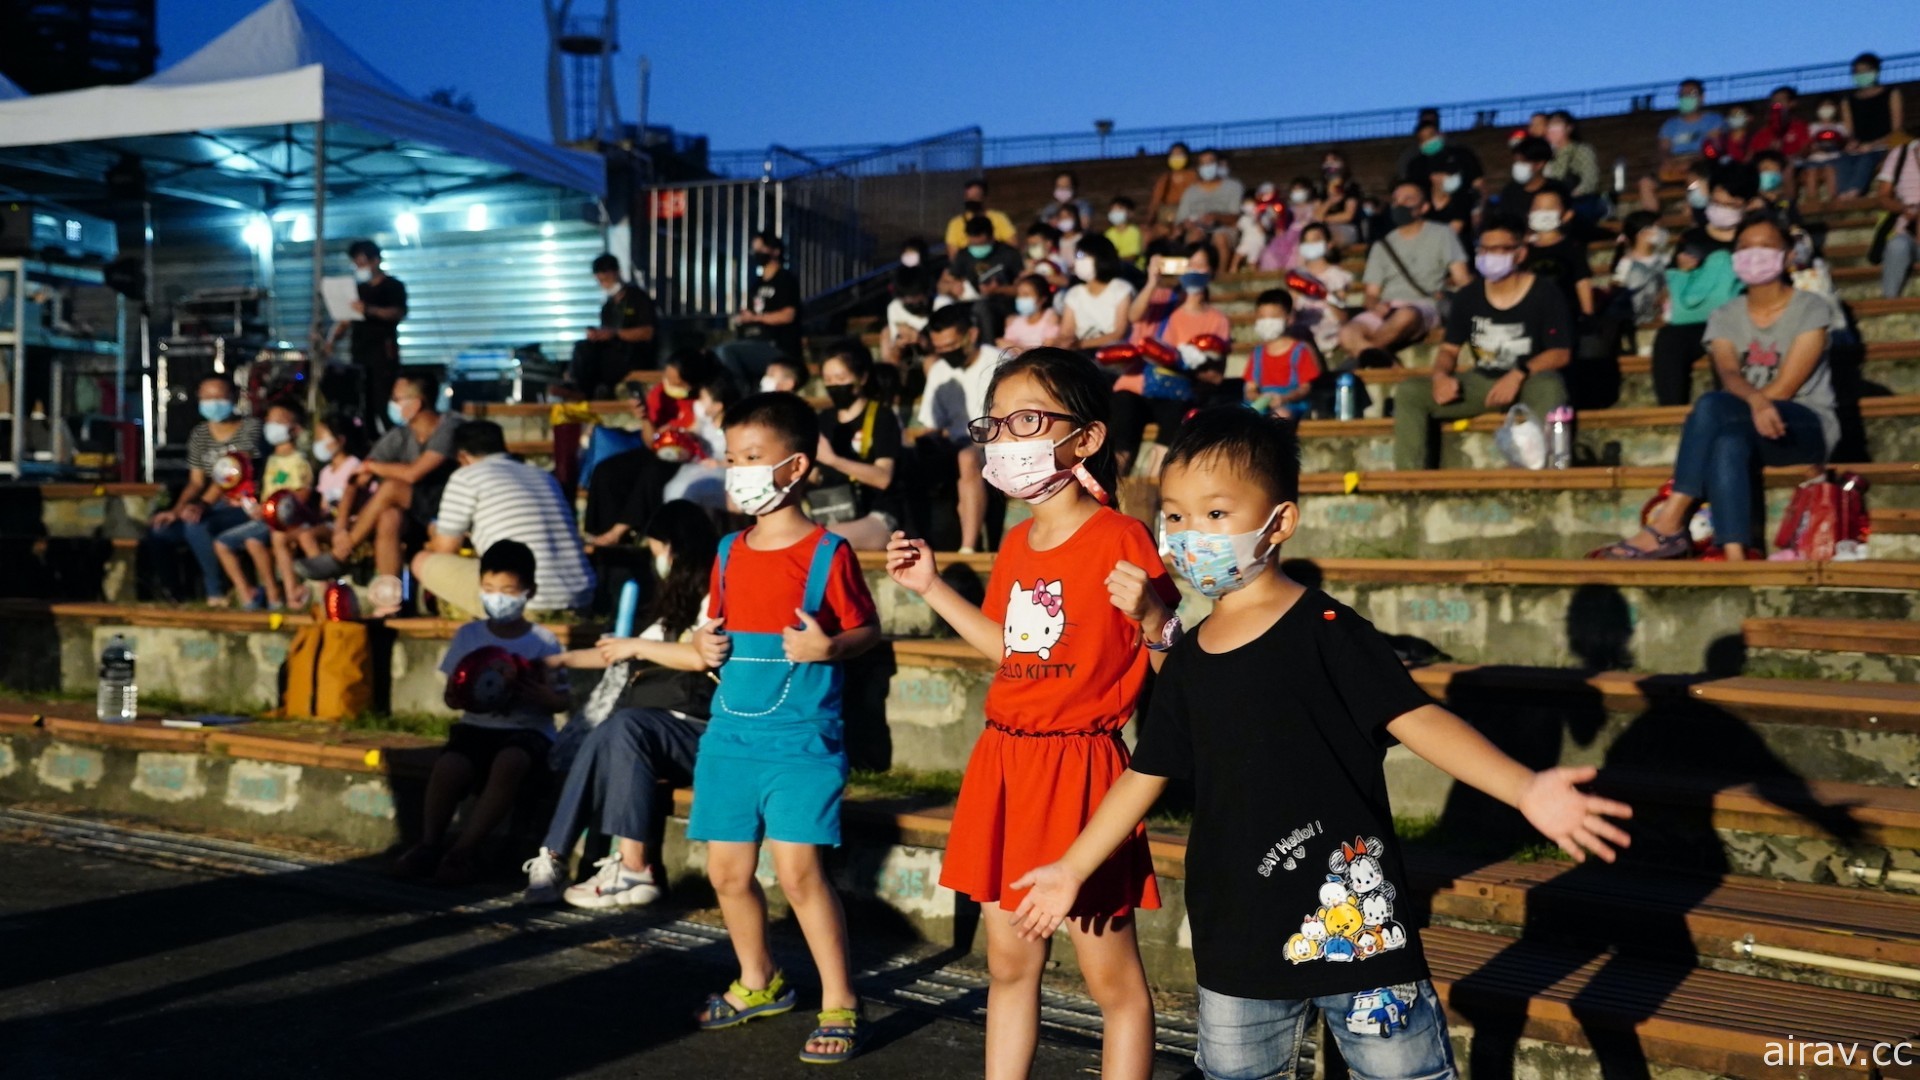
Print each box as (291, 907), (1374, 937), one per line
(522, 847), (567, 904)
(563, 855), (661, 909)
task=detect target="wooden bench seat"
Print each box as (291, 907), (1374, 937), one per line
(1744, 618), (1920, 658)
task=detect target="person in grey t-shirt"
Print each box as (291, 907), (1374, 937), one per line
(1173, 148), (1247, 271)
(1342, 179), (1471, 363)
(1598, 218), (1832, 561)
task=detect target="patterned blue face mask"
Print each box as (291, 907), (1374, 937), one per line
(1163, 507), (1280, 599)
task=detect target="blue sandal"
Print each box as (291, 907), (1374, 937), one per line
(798, 1007), (861, 1065)
(697, 971), (796, 1030)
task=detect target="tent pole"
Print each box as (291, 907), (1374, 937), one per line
(308, 122), (326, 423)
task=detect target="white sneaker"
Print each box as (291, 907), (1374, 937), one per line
(563, 855), (661, 910)
(522, 847), (566, 904)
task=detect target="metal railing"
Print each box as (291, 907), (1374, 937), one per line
(639, 128), (981, 323)
(707, 51), (1920, 176)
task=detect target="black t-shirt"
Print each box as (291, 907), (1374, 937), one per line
(1522, 235), (1590, 313)
(1444, 275), (1573, 375)
(1130, 591), (1434, 1000)
(742, 268), (803, 359)
(351, 275), (407, 368)
(600, 284), (659, 371)
(1425, 189), (1478, 234)
(1404, 142), (1483, 191)
(1486, 178), (1567, 221)
(951, 242), (1024, 293)
(1677, 226), (1736, 264)
(816, 402), (905, 521)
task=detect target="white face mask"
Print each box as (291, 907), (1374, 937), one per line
(1528, 209), (1564, 234)
(1015, 295), (1039, 316)
(1255, 317), (1288, 341)
(759, 375), (780, 393)
(263, 422), (292, 447)
(900, 250), (921, 268)
(980, 428), (1081, 503)
(1817, 104), (1837, 121)
(312, 437), (337, 464)
(603, 282), (622, 297)
(1053, 186), (1074, 203)
(352, 266), (374, 284)
(480, 590), (529, 622)
(1197, 162), (1220, 182)
(1289, 188), (1311, 204)
(725, 453), (800, 515)
(1511, 162), (1536, 184)
(1073, 255), (1096, 282)
(1298, 241), (1328, 263)
(1107, 208), (1128, 226)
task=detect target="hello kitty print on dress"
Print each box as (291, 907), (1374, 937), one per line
(1004, 579), (1066, 660)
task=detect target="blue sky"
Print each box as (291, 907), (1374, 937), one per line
(164, 0), (1920, 153)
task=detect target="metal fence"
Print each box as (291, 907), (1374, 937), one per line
(708, 51), (1920, 176)
(639, 127), (981, 320)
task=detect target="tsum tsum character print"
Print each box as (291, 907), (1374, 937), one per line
(1318, 875), (1352, 910)
(1322, 899), (1365, 941)
(1360, 883), (1396, 928)
(1329, 835), (1388, 896)
(1355, 928), (1384, 959)
(1284, 932), (1320, 964)
(1322, 936), (1357, 962)
(1300, 913), (1329, 949)
(1004, 579), (1066, 661)
(1378, 921), (1409, 952)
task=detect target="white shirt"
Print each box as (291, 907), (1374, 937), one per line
(434, 454), (596, 611)
(884, 298), (929, 347)
(439, 621), (567, 735)
(1062, 279), (1137, 341)
(916, 346), (1007, 440)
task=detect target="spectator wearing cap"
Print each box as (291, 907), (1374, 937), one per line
(1172, 148), (1246, 271)
(944, 177), (1017, 252)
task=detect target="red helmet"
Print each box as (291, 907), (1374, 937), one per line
(210, 453), (253, 492)
(1189, 334), (1230, 361)
(445, 645), (532, 713)
(651, 427), (705, 464)
(1137, 337), (1178, 366)
(323, 581), (360, 621)
(1285, 269), (1329, 300)
(262, 489), (315, 532)
(1094, 343), (1141, 366)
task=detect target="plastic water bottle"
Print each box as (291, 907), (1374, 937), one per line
(614, 579), (641, 638)
(97, 634), (137, 723)
(1613, 156), (1628, 194)
(1335, 372), (1360, 421)
(1547, 406), (1575, 469)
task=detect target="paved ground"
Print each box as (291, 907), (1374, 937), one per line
(0, 832), (1201, 1079)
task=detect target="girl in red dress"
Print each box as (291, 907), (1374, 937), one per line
(886, 348), (1180, 1080)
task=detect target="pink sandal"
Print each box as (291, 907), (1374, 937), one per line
(1589, 526), (1692, 560)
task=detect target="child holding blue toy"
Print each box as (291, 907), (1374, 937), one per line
(1012, 407), (1633, 1080)
(689, 391), (880, 1065)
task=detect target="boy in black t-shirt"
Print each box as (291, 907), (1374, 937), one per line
(1011, 409), (1631, 1079)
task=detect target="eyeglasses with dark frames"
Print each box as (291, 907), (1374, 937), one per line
(967, 409), (1078, 444)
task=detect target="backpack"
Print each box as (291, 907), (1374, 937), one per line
(283, 620), (374, 720)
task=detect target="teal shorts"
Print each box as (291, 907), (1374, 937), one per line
(687, 729), (847, 846)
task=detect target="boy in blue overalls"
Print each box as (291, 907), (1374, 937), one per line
(689, 392), (881, 1065)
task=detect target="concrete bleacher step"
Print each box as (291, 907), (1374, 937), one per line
(1422, 924), (1920, 1080)
(0, 483), (163, 540)
(1418, 853), (1920, 990)
(857, 552), (1920, 673)
(1745, 618), (1920, 685)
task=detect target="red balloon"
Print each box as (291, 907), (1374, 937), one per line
(445, 645), (532, 713)
(323, 581), (359, 621)
(262, 489), (314, 532)
(210, 453), (252, 491)
(1285, 269), (1329, 300)
(1137, 338), (1178, 366)
(1190, 333), (1230, 359)
(1094, 343), (1141, 366)
(651, 427), (705, 464)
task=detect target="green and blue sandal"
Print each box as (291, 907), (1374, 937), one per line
(697, 971), (797, 1031)
(798, 1007), (861, 1065)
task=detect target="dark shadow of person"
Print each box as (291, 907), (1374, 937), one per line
(1438, 587), (1865, 1080)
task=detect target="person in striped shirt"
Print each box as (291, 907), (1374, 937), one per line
(410, 421), (596, 618)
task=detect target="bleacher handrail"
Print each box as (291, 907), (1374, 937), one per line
(706, 51), (1920, 175)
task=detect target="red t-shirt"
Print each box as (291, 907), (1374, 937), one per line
(982, 507), (1180, 732)
(646, 385), (698, 430)
(1253, 339), (1323, 392)
(706, 525), (877, 636)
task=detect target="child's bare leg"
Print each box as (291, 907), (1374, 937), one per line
(297, 525), (323, 557)
(273, 530), (302, 602)
(245, 537), (281, 605)
(706, 841), (776, 1008)
(419, 750), (476, 846)
(983, 909), (1047, 1080)
(446, 746), (531, 855)
(1069, 916), (1155, 1080)
(770, 840), (855, 1009)
(214, 540), (252, 599)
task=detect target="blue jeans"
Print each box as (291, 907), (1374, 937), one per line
(1670, 391), (1827, 548)
(1883, 228), (1915, 301)
(215, 518), (272, 551)
(541, 707), (704, 854)
(1196, 979), (1457, 1080)
(140, 504), (253, 598)
(1836, 148), (1887, 197)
